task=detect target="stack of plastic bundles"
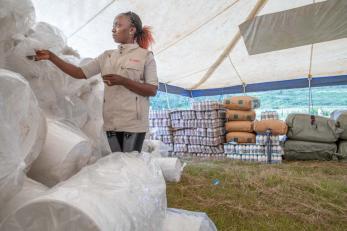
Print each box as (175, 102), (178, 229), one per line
(149, 110), (174, 154)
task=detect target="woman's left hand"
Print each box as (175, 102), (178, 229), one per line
(102, 74), (126, 86)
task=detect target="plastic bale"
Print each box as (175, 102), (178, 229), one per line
(0, 69), (46, 206)
(162, 208), (217, 231)
(0, 177), (48, 223)
(154, 158), (185, 182)
(1, 153), (167, 231)
(28, 120), (93, 187)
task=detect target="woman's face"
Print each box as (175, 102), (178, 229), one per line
(112, 15), (135, 44)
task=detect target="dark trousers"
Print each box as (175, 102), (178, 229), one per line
(106, 131), (146, 153)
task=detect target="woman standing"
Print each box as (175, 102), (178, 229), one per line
(35, 11), (158, 153)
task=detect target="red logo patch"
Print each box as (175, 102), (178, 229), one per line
(129, 58), (140, 63)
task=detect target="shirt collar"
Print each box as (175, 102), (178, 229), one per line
(118, 42), (139, 51)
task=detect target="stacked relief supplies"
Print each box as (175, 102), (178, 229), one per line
(171, 101), (226, 158)
(224, 96), (259, 144)
(149, 110), (174, 154)
(284, 114), (342, 160)
(0, 1), (218, 230)
(330, 110), (347, 160)
(253, 111), (288, 163)
(224, 96), (260, 162)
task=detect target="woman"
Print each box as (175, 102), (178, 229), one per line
(34, 11), (158, 153)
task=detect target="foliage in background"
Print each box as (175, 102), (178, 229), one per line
(150, 86), (347, 118)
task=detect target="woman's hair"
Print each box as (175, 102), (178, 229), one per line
(121, 11), (154, 49)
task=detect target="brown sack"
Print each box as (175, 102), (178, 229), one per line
(226, 132), (256, 144)
(225, 121), (254, 133)
(223, 96), (260, 111)
(226, 110), (256, 121)
(253, 120), (288, 135)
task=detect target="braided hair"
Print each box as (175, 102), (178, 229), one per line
(121, 11), (154, 49)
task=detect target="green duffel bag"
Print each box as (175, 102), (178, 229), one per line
(286, 113), (342, 143)
(331, 110), (347, 140)
(283, 140), (337, 161)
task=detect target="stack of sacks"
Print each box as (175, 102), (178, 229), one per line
(331, 110), (347, 159)
(0, 177), (48, 224)
(2, 5), (110, 162)
(142, 140), (186, 182)
(224, 96), (260, 144)
(162, 208), (217, 231)
(284, 114), (342, 160)
(0, 69), (46, 206)
(0, 153), (167, 231)
(28, 120), (93, 187)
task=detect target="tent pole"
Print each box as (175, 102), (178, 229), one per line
(191, 0), (268, 89)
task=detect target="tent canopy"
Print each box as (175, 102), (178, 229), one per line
(31, 0), (347, 96)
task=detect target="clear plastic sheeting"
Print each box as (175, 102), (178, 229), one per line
(28, 120), (93, 187)
(0, 177), (48, 224)
(162, 208), (217, 231)
(142, 139), (170, 157)
(5, 30), (89, 128)
(1, 153), (167, 231)
(4, 15), (109, 160)
(0, 68), (46, 206)
(0, 0), (35, 67)
(154, 158), (185, 183)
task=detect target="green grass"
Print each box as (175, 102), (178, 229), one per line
(166, 160), (347, 231)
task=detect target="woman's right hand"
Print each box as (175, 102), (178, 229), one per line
(34, 49), (51, 61)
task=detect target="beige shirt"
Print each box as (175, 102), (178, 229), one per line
(81, 43), (158, 133)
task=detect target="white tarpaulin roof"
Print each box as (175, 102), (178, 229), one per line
(31, 0), (347, 92)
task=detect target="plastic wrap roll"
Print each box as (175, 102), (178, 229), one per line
(142, 139), (170, 158)
(0, 0), (35, 65)
(0, 69), (46, 205)
(0, 177), (48, 223)
(162, 208), (217, 231)
(154, 158), (185, 182)
(1, 153), (167, 231)
(28, 120), (92, 187)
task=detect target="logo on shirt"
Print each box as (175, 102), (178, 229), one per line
(129, 58), (140, 63)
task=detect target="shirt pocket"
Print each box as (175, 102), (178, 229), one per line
(121, 61), (144, 82)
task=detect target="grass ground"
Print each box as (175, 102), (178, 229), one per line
(166, 160), (347, 231)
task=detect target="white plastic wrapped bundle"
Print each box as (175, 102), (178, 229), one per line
(78, 75), (111, 161)
(5, 22), (90, 128)
(142, 139), (170, 157)
(0, 69), (46, 205)
(154, 158), (185, 183)
(28, 22), (67, 53)
(1, 153), (167, 231)
(0, 0), (35, 67)
(0, 177), (48, 223)
(162, 208), (217, 231)
(28, 120), (93, 187)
